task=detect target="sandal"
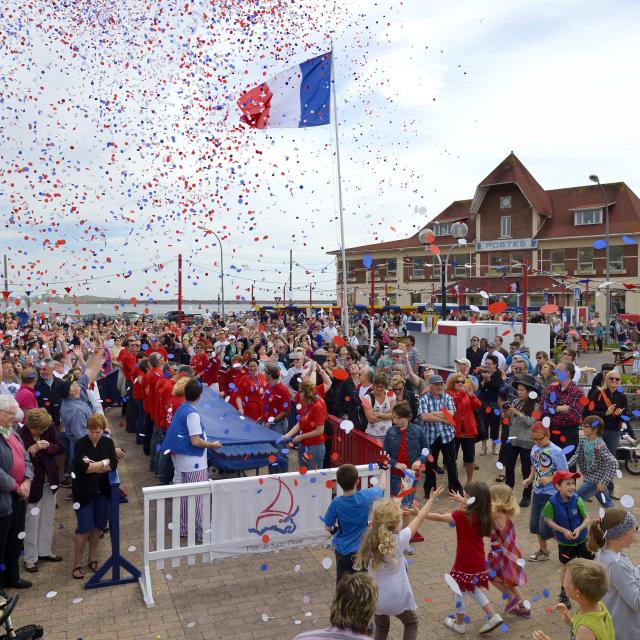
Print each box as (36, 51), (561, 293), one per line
(72, 566), (85, 580)
(88, 560), (98, 573)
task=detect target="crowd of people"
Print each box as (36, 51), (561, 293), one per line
(0, 307), (638, 639)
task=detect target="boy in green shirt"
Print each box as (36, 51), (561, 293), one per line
(542, 470), (592, 608)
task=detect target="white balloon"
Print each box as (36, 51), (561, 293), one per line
(620, 495), (635, 509)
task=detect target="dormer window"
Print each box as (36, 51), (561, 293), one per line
(433, 222), (452, 236)
(574, 208), (603, 225)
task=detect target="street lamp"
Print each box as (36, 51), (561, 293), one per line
(419, 221), (468, 319)
(197, 225), (225, 321)
(588, 174), (610, 344)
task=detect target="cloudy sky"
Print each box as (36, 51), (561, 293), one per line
(1, 0), (639, 308)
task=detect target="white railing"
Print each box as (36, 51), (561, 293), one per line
(140, 465), (388, 607)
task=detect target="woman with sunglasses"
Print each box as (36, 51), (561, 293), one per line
(586, 369), (631, 500)
(445, 373), (481, 484)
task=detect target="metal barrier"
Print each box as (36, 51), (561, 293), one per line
(85, 470), (141, 590)
(97, 369), (123, 408)
(328, 415), (383, 467)
(140, 464), (388, 607)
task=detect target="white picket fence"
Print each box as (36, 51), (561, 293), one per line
(140, 465), (388, 607)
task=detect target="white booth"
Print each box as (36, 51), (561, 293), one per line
(407, 320), (551, 373)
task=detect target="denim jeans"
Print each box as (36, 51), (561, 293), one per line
(529, 491), (553, 540)
(298, 443), (325, 471)
(601, 430), (621, 493)
(577, 480), (614, 507)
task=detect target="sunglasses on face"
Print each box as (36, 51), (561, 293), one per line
(608, 377), (620, 382)
(392, 387), (404, 392)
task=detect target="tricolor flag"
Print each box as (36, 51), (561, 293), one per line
(237, 52), (331, 129)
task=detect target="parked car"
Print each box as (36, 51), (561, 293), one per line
(121, 311), (141, 322)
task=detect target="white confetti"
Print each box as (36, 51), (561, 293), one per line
(294, 620), (302, 625)
(616, 469), (623, 479)
(293, 564), (301, 573)
(302, 595), (310, 604)
(305, 612), (313, 617)
(496, 462), (504, 470)
(49, 485), (58, 491)
(620, 495), (635, 509)
(516, 558), (526, 567)
(165, 574), (172, 581)
(17, 531), (26, 540)
(261, 613), (270, 622)
(186, 622), (195, 629)
(30, 507), (40, 516)
(528, 391), (538, 399)
(339, 419), (354, 434)
(46, 591), (57, 599)
(168, 522), (174, 530)
(128, 545), (136, 552)
(522, 600), (531, 610)
(541, 417), (551, 428)
(72, 597), (83, 604)
(466, 496), (476, 505)
(370, 476), (379, 486)
(421, 447), (430, 457)
(72, 502), (81, 510)
(70, 472), (76, 479)
(321, 557), (332, 570)
(599, 507), (606, 519)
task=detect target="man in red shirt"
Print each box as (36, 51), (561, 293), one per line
(149, 361), (177, 472)
(262, 364), (291, 473)
(15, 368), (38, 415)
(142, 352), (164, 456)
(118, 337), (141, 433)
(146, 335), (168, 360)
(200, 347), (221, 388)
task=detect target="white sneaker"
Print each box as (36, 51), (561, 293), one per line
(479, 613), (503, 634)
(443, 617), (466, 635)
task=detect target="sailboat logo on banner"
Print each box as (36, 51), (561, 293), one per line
(248, 477), (300, 536)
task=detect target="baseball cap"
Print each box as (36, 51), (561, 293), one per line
(428, 374), (444, 385)
(552, 470), (581, 485)
(454, 357), (471, 367)
(391, 349), (404, 356)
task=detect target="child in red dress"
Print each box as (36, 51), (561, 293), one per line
(426, 481), (504, 635)
(488, 485), (530, 618)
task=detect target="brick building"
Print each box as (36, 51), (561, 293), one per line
(330, 152), (640, 318)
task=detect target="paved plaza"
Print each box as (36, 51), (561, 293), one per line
(9, 350), (639, 640)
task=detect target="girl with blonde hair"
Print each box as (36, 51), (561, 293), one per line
(487, 484), (530, 618)
(355, 487), (443, 640)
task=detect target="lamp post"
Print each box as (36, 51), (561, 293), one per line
(197, 225), (225, 321)
(588, 174), (610, 344)
(419, 222), (468, 319)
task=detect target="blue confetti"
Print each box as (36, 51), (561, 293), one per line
(593, 239), (607, 250)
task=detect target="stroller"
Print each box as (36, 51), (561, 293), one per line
(0, 594), (44, 639)
(617, 438), (640, 475)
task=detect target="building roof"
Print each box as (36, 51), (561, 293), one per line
(330, 153), (640, 255)
(470, 152), (552, 216)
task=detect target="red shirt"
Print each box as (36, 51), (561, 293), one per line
(236, 372), (266, 422)
(391, 429), (409, 477)
(143, 368), (163, 414)
(190, 352), (208, 375)
(132, 365), (144, 400)
(220, 366), (244, 406)
(201, 356), (221, 386)
(16, 385), (38, 413)
(299, 398), (327, 446)
(154, 377), (173, 429)
(117, 350), (137, 382)
(263, 382), (290, 423)
(146, 345), (168, 360)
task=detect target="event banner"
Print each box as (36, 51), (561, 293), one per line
(211, 470), (333, 558)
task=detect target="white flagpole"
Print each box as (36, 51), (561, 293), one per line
(330, 42), (350, 337)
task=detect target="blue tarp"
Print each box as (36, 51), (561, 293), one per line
(196, 386), (282, 447)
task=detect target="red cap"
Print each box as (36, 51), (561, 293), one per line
(552, 470), (581, 485)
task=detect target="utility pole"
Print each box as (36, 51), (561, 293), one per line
(2, 255), (8, 311)
(289, 249), (293, 306)
(522, 256), (528, 335)
(177, 254), (183, 328)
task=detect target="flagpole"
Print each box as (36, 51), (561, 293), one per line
(330, 42), (350, 337)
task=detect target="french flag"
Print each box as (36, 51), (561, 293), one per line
(237, 52), (331, 129)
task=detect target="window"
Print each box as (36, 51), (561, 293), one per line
(452, 255), (469, 278)
(574, 208), (603, 225)
(433, 222), (452, 237)
(387, 294), (397, 305)
(410, 292), (422, 305)
(386, 258), (397, 277)
(412, 257), (424, 279)
(550, 249), (565, 273)
(610, 246), (624, 272)
(500, 196), (512, 209)
(500, 216), (512, 238)
(489, 254), (504, 276)
(347, 260), (358, 280)
(577, 247), (593, 272)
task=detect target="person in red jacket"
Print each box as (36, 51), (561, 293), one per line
(446, 372), (481, 484)
(235, 358), (266, 422)
(262, 364), (291, 435)
(199, 346), (221, 388)
(190, 343), (208, 376)
(219, 356), (245, 407)
(142, 352), (164, 456)
(118, 338), (141, 433)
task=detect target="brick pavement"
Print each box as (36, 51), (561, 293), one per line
(9, 350), (640, 639)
